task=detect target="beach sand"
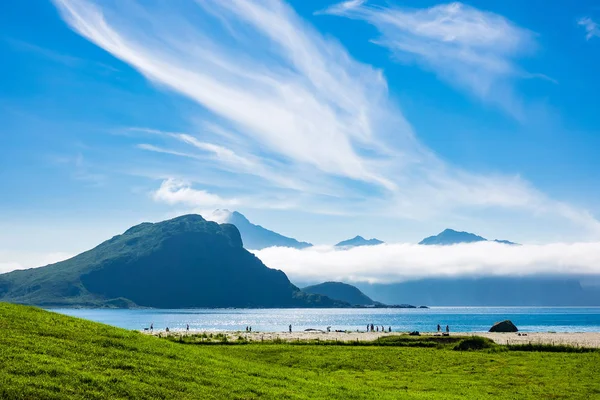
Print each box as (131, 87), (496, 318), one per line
(143, 330), (600, 348)
(475, 332), (600, 348)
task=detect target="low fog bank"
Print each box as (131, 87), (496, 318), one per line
(254, 242), (600, 306)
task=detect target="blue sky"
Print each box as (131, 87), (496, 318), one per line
(1, 0), (600, 271)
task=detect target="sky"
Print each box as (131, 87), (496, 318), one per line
(1, 0), (600, 278)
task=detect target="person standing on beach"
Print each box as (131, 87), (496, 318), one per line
(366, 324), (369, 332)
(446, 325), (450, 333)
(289, 324), (292, 333)
(388, 326), (391, 333)
(150, 323), (153, 332)
(437, 324), (441, 333)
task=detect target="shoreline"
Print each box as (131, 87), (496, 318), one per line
(142, 330), (600, 348)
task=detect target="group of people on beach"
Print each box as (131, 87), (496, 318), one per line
(367, 324), (391, 333)
(149, 323), (450, 335)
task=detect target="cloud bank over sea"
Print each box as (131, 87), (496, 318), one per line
(253, 241), (600, 284)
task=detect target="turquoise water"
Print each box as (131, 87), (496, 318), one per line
(50, 307), (600, 333)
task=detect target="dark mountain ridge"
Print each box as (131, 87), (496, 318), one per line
(0, 215), (343, 308)
(302, 282), (377, 306)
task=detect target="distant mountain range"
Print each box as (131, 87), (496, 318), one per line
(218, 211), (519, 248)
(221, 210), (312, 250)
(0, 215), (344, 308)
(4, 212), (596, 308)
(335, 236), (384, 247)
(355, 277), (600, 306)
(419, 229), (518, 246)
(303, 282), (377, 306)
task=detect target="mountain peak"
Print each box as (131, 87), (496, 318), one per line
(229, 211), (249, 223)
(419, 229), (518, 246)
(220, 210), (312, 250)
(335, 236), (384, 247)
(440, 228), (460, 234)
(419, 229), (487, 245)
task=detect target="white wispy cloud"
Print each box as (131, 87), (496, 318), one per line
(153, 178), (240, 208)
(52, 0), (396, 191)
(322, 1), (546, 117)
(254, 242), (600, 284)
(132, 128), (307, 192)
(578, 17), (600, 40)
(52, 0), (600, 240)
(152, 178), (309, 215)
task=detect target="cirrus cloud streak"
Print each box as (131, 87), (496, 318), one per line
(322, 1), (546, 118)
(52, 0), (600, 240)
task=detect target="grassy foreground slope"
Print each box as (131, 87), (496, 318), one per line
(1, 303), (599, 399)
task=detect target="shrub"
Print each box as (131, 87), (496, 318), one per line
(454, 337), (495, 351)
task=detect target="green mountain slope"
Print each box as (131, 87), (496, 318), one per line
(303, 282), (377, 306)
(0, 215), (343, 308)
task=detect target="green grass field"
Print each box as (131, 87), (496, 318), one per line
(1, 303), (599, 399)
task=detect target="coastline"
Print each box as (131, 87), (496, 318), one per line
(142, 330), (600, 348)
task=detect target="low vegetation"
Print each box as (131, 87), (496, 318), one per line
(1, 302), (599, 399)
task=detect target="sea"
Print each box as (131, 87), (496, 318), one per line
(49, 307), (600, 333)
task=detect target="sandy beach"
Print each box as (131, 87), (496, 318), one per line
(144, 329), (600, 348)
(475, 332), (600, 348)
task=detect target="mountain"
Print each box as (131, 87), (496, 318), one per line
(492, 239), (518, 245)
(335, 236), (384, 247)
(419, 229), (517, 245)
(221, 210), (312, 250)
(0, 215), (344, 308)
(302, 282), (377, 306)
(419, 229), (486, 245)
(355, 277), (600, 306)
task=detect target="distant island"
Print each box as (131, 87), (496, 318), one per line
(0, 215), (341, 308)
(302, 281), (422, 308)
(303, 281), (378, 306)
